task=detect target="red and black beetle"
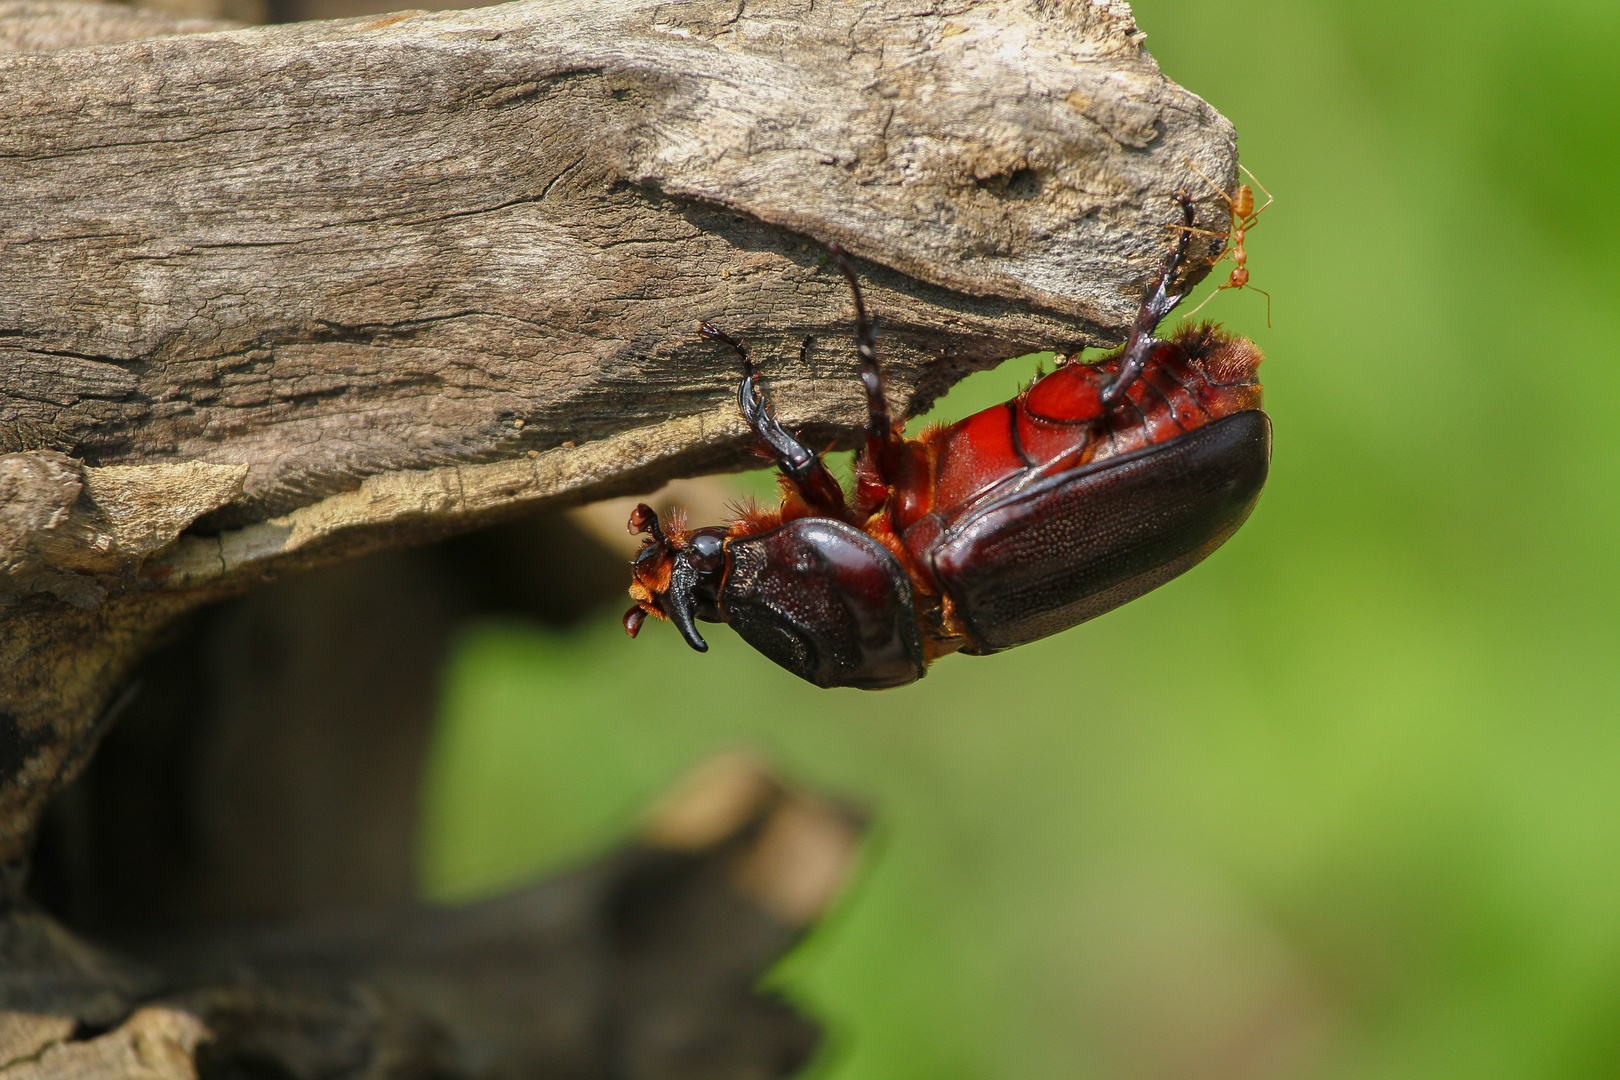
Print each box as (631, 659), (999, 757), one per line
(625, 194), (1270, 689)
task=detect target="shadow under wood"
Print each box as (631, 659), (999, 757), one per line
(164, 775), (853, 1080)
(23, 508), (858, 1079)
(33, 509), (627, 931)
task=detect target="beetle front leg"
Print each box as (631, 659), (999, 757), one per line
(699, 322), (849, 518)
(1101, 192), (1198, 406)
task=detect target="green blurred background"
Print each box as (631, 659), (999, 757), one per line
(418, 3), (1620, 1078)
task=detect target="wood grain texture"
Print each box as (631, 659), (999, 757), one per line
(0, 0), (1236, 860)
(0, 0), (1236, 526)
(0, 1), (234, 51)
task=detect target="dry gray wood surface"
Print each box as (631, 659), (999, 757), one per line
(0, 0), (1236, 948)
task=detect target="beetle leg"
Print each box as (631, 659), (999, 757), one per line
(699, 322), (849, 517)
(829, 246), (894, 461)
(1101, 192), (1197, 407)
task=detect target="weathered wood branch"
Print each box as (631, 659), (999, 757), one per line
(9, 753), (864, 1080)
(0, 1), (234, 51)
(0, 0), (1234, 861)
(0, 3), (1239, 1072)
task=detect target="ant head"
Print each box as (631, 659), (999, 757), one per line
(624, 503), (727, 653)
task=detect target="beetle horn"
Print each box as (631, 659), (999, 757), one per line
(662, 556), (709, 653)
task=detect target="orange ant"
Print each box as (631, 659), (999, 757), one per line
(1174, 161), (1273, 326)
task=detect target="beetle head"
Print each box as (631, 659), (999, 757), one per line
(624, 503), (727, 653)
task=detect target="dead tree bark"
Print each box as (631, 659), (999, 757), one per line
(0, 0), (1238, 1072)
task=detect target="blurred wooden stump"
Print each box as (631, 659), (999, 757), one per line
(26, 739), (864, 1079)
(0, 0), (1238, 1073)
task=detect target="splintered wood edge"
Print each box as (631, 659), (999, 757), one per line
(152, 404), (739, 591)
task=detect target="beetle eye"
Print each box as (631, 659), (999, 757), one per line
(686, 531), (725, 573)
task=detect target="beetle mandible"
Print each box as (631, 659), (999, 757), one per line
(624, 192), (1271, 689)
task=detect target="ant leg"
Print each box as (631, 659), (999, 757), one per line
(1166, 223), (1231, 276)
(1165, 223), (1234, 242)
(1250, 285), (1273, 327)
(1180, 276), (1272, 326)
(1180, 285), (1223, 322)
(1101, 193), (1197, 406)
(699, 322), (848, 517)
(1166, 222), (1232, 264)
(1183, 159), (1238, 209)
(828, 245), (897, 473)
(1182, 159), (1254, 239)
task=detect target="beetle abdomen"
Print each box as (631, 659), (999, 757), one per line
(929, 410), (1271, 653)
(721, 518), (927, 689)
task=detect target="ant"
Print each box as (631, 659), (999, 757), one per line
(1175, 161), (1273, 326)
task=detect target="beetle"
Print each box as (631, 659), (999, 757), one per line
(624, 193), (1270, 689)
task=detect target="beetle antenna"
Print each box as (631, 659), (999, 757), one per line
(1101, 192), (1195, 407)
(628, 502), (667, 546)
